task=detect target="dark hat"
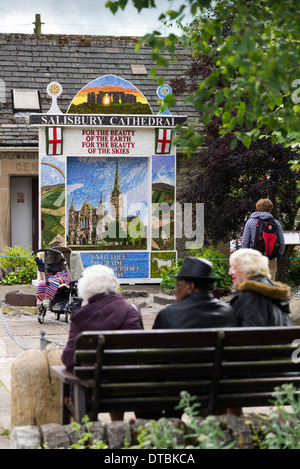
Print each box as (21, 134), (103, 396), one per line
(173, 257), (216, 281)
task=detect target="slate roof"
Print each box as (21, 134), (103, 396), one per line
(0, 33), (195, 148)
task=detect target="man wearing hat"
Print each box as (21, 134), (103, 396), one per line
(153, 257), (237, 329)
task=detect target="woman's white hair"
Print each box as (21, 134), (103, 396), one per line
(78, 264), (120, 303)
(230, 248), (271, 279)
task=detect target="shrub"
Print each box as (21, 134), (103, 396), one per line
(129, 391), (235, 450)
(70, 416), (108, 449)
(257, 384), (300, 450)
(160, 246), (231, 292)
(0, 245), (37, 285)
(285, 250), (300, 286)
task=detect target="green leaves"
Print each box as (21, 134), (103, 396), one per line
(106, 0), (300, 186)
(106, 0), (157, 13)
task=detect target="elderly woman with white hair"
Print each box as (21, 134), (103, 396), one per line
(229, 248), (292, 327)
(62, 264), (143, 370)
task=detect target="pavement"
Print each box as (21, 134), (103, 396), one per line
(0, 282), (163, 449)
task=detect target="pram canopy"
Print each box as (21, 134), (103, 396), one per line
(34, 247), (84, 282)
(34, 247), (84, 323)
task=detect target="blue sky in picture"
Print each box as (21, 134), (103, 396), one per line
(67, 156), (149, 222)
(152, 154), (175, 187)
(82, 75), (137, 91)
(41, 157), (65, 187)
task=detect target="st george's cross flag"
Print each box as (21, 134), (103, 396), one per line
(155, 128), (172, 154)
(46, 127), (63, 155)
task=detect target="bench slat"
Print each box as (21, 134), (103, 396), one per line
(99, 380), (211, 396)
(74, 362), (214, 381)
(74, 347), (215, 365)
(75, 329), (221, 349)
(75, 327), (300, 348)
(219, 376), (300, 393)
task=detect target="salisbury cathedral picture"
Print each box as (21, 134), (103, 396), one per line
(67, 157), (148, 250)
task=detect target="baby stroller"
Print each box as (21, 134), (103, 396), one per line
(34, 247), (83, 324)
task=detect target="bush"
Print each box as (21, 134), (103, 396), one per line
(128, 391), (235, 450)
(285, 250), (300, 286)
(151, 252), (177, 279)
(71, 392), (235, 450)
(0, 245), (37, 285)
(160, 246), (231, 292)
(255, 384), (300, 449)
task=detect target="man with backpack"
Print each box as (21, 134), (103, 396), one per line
(241, 198), (285, 280)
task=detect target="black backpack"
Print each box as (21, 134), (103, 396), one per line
(253, 217), (281, 259)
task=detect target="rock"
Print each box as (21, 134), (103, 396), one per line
(1, 268), (13, 277)
(10, 425), (41, 449)
(213, 414), (255, 449)
(40, 423), (70, 449)
(10, 349), (62, 428)
(88, 421), (105, 445)
(122, 290), (149, 299)
(104, 421), (131, 449)
(4, 291), (36, 307)
(64, 423), (82, 446)
(135, 301), (148, 309)
(130, 418), (151, 445)
(153, 295), (175, 305)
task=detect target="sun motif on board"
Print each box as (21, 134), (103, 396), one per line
(47, 82), (63, 98)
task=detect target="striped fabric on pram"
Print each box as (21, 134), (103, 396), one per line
(36, 271), (70, 301)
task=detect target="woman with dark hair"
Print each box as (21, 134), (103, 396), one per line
(241, 198), (285, 280)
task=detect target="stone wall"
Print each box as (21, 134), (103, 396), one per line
(10, 413), (262, 449)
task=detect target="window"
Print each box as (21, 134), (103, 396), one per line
(130, 64), (147, 75)
(12, 89), (41, 115)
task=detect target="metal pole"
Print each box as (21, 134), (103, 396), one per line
(40, 329), (46, 350)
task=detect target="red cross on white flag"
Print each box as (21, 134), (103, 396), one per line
(156, 128), (172, 154)
(47, 127), (63, 155)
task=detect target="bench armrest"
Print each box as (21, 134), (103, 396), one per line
(50, 365), (94, 387)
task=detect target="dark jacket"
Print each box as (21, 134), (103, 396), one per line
(152, 291), (238, 329)
(62, 292), (142, 369)
(230, 275), (292, 327)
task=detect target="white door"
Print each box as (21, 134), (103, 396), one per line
(10, 177), (33, 249)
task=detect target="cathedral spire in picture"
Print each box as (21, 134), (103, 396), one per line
(110, 161), (123, 220)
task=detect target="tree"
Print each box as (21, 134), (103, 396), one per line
(168, 13), (300, 244)
(106, 0), (300, 275)
(179, 133), (298, 244)
(106, 1), (300, 165)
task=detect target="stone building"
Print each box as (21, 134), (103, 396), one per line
(0, 32), (197, 255)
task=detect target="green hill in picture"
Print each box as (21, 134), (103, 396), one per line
(152, 182), (174, 205)
(41, 185), (65, 210)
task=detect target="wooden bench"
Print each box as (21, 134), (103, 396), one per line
(51, 327), (300, 424)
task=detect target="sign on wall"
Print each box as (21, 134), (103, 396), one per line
(30, 75), (186, 282)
